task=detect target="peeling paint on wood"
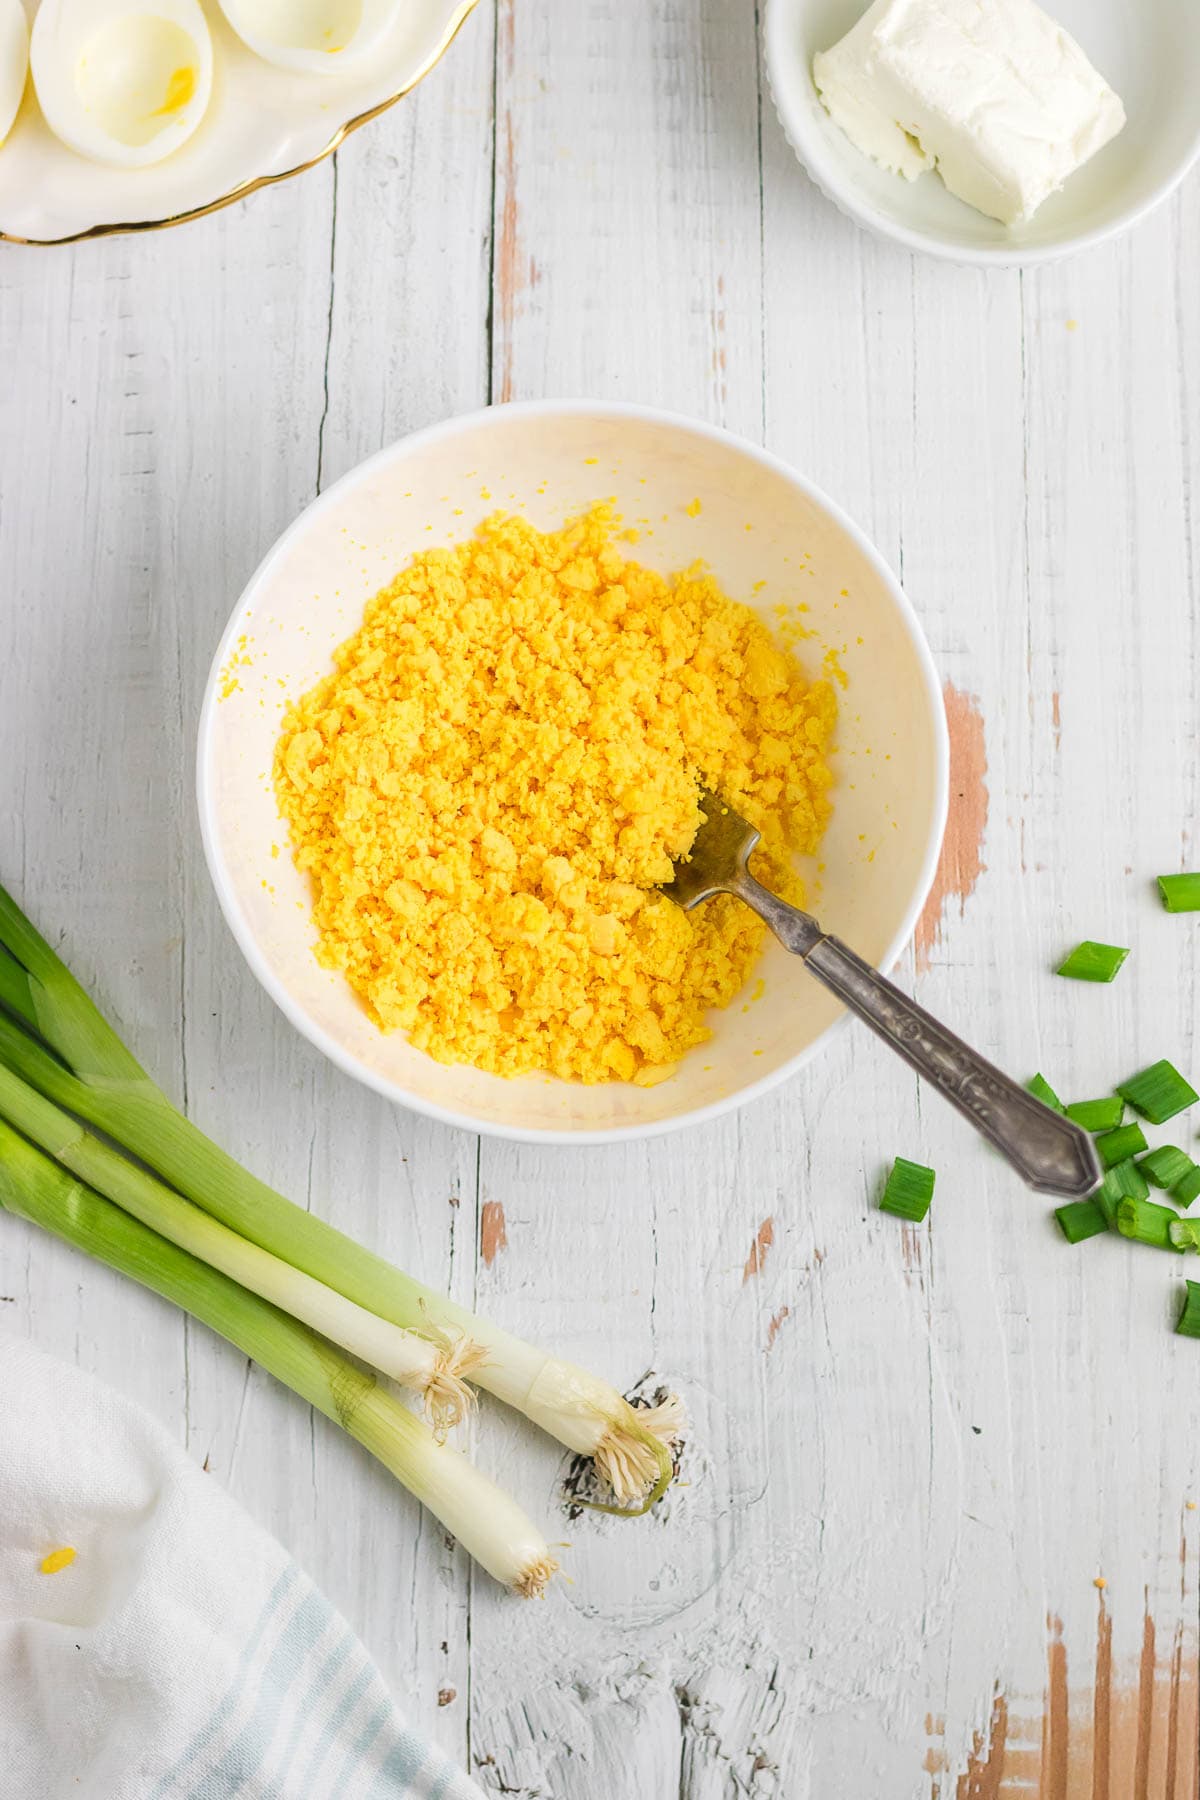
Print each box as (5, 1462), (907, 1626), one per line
(765, 1305), (790, 1350)
(915, 683), (989, 971)
(946, 1603), (1199, 1799)
(480, 1200), (508, 1267)
(742, 1216), (774, 1282)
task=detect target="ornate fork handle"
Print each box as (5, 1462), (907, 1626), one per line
(801, 934), (1100, 1199)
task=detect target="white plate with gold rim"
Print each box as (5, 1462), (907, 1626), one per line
(0, 0), (475, 245)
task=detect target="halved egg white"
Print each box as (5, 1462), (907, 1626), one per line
(0, 0), (28, 147)
(31, 0), (213, 168)
(217, 0), (399, 76)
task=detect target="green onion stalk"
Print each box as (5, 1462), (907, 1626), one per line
(0, 1119), (557, 1596)
(0, 1061), (481, 1434)
(0, 884), (682, 1510)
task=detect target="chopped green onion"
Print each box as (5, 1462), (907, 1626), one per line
(879, 1156), (936, 1223)
(1101, 1159), (1150, 1204)
(0, 1120), (558, 1596)
(1093, 1177), (1118, 1228)
(1064, 1097), (1124, 1131)
(1096, 1122), (1149, 1168)
(1168, 1218), (1200, 1253)
(0, 884), (682, 1514)
(1173, 1166), (1200, 1207)
(1055, 1199), (1109, 1244)
(1116, 1060), (1199, 1125)
(1116, 1197), (1178, 1250)
(1056, 941), (1130, 983)
(1157, 874), (1200, 914)
(1176, 1281), (1200, 1338)
(1027, 1073), (1064, 1111)
(1137, 1145), (1196, 1192)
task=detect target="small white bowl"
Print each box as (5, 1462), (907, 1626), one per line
(765, 0), (1200, 266)
(197, 401), (948, 1144)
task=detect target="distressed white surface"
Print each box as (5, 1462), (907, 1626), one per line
(1, 4), (1198, 1794)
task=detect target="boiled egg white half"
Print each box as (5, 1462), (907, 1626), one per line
(31, 0), (213, 167)
(217, 0), (400, 75)
(0, 0), (29, 147)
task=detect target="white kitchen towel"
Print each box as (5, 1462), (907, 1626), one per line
(0, 1333), (484, 1800)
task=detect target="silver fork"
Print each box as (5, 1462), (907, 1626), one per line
(662, 789), (1101, 1199)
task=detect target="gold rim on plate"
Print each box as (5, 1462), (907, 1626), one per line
(1, 0), (478, 248)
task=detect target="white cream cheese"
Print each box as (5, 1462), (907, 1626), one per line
(812, 0), (1126, 226)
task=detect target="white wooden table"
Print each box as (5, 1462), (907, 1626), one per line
(2, 6), (1199, 1794)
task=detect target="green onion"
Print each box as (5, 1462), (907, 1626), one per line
(1157, 874), (1200, 914)
(1027, 1073), (1064, 1111)
(1101, 1159), (1150, 1205)
(1168, 1218), (1200, 1253)
(1137, 1145), (1196, 1192)
(0, 1062), (479, 1433)
(1117, 1059), (1199, 1125)
(1055, 1199), (1109, 1244)
(1176, 1281), (1200, 1338)
(879, 1156), (935, 1222)
(1064, 1097), (1124, 1132)
(1055, 941), (1130, 983)
(0, 1120), (557, 1595)
(1096, 1122), (1149, 1168)
(1173, 1166), (1200, 1207)
(1093, 1177), (1118, 1228)
(1116, 1197), (1178, 1250)
(0, 883), (681, 1512)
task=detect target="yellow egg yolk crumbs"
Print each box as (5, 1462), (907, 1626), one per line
(274, 506), (835, 1083)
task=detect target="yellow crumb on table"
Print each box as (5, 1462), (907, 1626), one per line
(40, 1546), (76, 1574)
(274, 505), (835, 1083)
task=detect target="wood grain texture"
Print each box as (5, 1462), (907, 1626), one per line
(1, 3), (1198, 1794)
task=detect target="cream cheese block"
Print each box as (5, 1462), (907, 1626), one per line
(813, 0), (1126, 225)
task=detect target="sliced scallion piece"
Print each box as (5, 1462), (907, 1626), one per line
(1027, 1073), (1064, 1112)
(1055, 1199), (1108, 1244)
(1093, 1177), (1119, 1228)
(1173, 1166), (1200, 1208)
(1157, 874), (1200, 915)
(0, 1121), (557, 1596)
(1116, 1197), (1178, 1250)
(1137, 1145), (1195, 1192)
(1168, 1218), (1200, 1253)
(879, 1157), (935, 1223)
(1102, 1159), (1150, 1203)
(1116, 1060), (1199, 1125)
(1176, 1281), (1200, 1337)
(1096, 1122), (1149, 1168)
(1065, 1097), (1124, 1132)
(1056, 941), (1130, 983)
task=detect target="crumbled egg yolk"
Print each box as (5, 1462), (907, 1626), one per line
(274, 506), (835, 1083)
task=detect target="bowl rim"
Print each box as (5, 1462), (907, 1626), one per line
(762, 0), (1200, 268)
(197, 397), (951, 1144)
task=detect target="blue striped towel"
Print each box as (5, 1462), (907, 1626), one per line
(0, 1334), (484, 1799)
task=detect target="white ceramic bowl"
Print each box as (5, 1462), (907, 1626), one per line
(765, 0), (1200, 266)
(197, 401), (948, 1143)
(0, 0), (474, 244)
